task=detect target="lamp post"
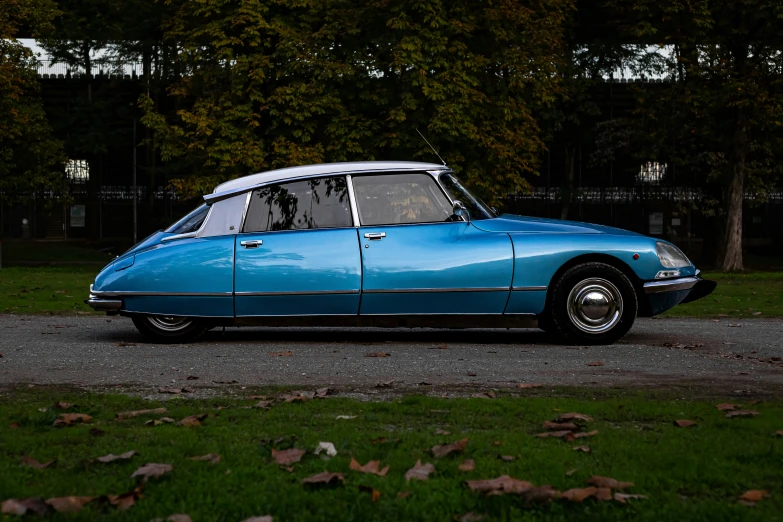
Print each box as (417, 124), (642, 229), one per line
(132, 104), (137, 244)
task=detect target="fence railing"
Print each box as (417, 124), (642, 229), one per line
(35, 59), (145, 79)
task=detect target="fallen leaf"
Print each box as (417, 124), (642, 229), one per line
(178, 414), (207, 426)
(358, 485), (381, 502)
(131, 463), (172, 480)
(557, 413), (594, 423)
(536, 430), (573, 439)
(315, 387), (330, 398)
(97, 450), (138, 463)
(104, 486), (143, 510)
(432, 344), (448, 350)
(314, 442), (337, 457)
(500, 455), (515, 462)
(365, 352), (391, 357)
(350, 458), (389, 476)
(726, 410), (759, 418)
(53, 413), (92, 427)
(459, 512), (483, 522)
(115, 341), (136, 346)
(54, 401), (75, 409)
(272, 448), (305, 466)
(471, 391), (495, 399)
(116, 408), (167, 419)
(594, 488), (613, 501)
(158, 387), (183, 394)
(674, 420), (697, 428)
(491, 441), (502, 446)
(570, 430), (599, 440)
(466, 475), (533, 495)
(376, 379), (396, 388)
(165, 515), (192, 522)
(1, 498), (48, 516)
(432, 438), (468, 458)
(588, 476), (634, 490)
(22, 455), (54, 469)
(435, 428), (451, 435)
(565, 468), (577, 476)
(614, 493), (648, 503)
(775, 430), (783, 437)
(560, 487), (597, 502)
(188, 454), (221, 464)
(587, 361), (604, 366)
(254, 400), (272, 409)
(336, 415), (357, 420)
(739, 490), (768, 503)
(458, 459), (475, 472)
(405, 460), (435, 481)
(516, 383), (542, 389)
(269, 351), (293, 356)
(45, 496), (94, 513)
(301, 471), (344, 486)
(240, 518), (273, 522)
(543, 421), (578, 431)
(573, 446), (591, 453)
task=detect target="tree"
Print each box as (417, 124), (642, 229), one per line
(0, 0), (66, 209)
(142, 0), (574, 203)
(606, 0), (783, 271)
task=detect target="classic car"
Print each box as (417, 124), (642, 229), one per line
(86, 161), (716, 344)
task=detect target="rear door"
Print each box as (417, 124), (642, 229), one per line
(234, 176), (361, 317)
(352, 173), (513, 315)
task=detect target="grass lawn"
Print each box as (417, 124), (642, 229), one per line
(0, 241), (113, 264)
(0, 388), (781, 520)
(0, 267), (101, 315)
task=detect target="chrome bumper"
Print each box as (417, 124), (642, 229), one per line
(85, 284), (122, 312)
(643, 276), (700, 294)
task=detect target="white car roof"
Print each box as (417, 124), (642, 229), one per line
(212, 161), (446, 194)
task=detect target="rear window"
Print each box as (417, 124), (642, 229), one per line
(165, 204), (209, 234)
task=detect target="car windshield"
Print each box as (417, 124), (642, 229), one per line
(165, 204), (209, 234)
(438, 172), (496, 220)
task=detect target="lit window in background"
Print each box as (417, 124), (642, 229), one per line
(637, 162), (666, 184)
(65, 159), (89, 183)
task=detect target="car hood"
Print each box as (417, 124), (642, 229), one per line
(473, 214), (643, 236)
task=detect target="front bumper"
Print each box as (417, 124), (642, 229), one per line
(85, 284), (122, 313)
(640, 274), (717, 316)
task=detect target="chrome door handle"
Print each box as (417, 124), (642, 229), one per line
(240, 240), (263, 248)
(363, 232), (386, 240)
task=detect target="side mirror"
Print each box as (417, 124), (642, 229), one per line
(453, 200), (471, 223)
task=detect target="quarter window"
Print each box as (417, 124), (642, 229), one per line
(352, 173), (452, 226)
(242, 176), (352, 232)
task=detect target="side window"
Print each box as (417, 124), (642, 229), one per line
(165, 204), (209, 234)
(242, 176), (352, 232)
(352, 173), (452, 226)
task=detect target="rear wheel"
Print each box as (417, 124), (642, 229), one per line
(131, 314), (208, 344)
(547, 262), (637, 345)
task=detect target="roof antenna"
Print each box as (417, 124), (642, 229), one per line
(416, 128), (447, 166)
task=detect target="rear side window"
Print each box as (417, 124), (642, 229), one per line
(351, 173), (452, 226)
(165, 204), (209, 234)
(242, 176), (352, 232)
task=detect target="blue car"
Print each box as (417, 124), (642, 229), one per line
(86, 161), (715, 344)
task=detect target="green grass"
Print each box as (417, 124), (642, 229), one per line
(0, 266), (101, 315)
(1, 388), (782, 521)
(0, 240), (113, 264)
(661, 271), (783, 318)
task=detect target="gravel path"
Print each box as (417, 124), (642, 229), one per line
(1, 314), (782, 395)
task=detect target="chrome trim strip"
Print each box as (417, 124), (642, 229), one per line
(345, 174), (361, 227)
(235, 290), (360, 297)
(161, 231), (198, 243)
(85, 298), (122, 311)
(91, 290), (233, 297)
(511, 286), (547, 292)
(363, 287), (509, 294)
(236, 313), (358, 317)
(643, 276), (700, 294)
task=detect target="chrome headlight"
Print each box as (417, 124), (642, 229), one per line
(656, 242), (690, 268)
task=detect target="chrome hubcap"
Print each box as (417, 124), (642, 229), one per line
(567, 278), (623, 334)
(147, 315), (192, 332)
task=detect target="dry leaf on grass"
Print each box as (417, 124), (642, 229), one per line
(358, 485), (382, 502)
(53, 413), (92, 427)
(432, 438), (468, 458)
(189, 454), (221, 464)
(314, 442), (337, 457)
(560, 487), (597, 502)
(543, 421), (578, 431)
(466, 475), (534, 495)
(614, 493), (648, 503)
(435, 428), (451, 435)
(301, 471), (344, 486)
(536, 430), (573, 439)
(131, 463), (172, 480)
(674, 420), (697, 428)
(775, 430), (783, 437)
(458, 459), (475, 472)
(405, 460), (435, 481)
(571, 430), (599, 440)
(521, 485), (560, 503)
(158, 515), (192, 522)
(573, 446), (591, 453)
(240, 517), (273, 522)
(254, 400), (272, 409)
(350, 458), (389, 476)
(587, 361), (604, 367)
(45, 496), (94, 513)
(499, 455), (515, 462)
(365, 352), (391, 357)
(739, 490), (768, 504)
(272, 448), (305, 466)
(726, 410), (759, 418)
(97, 450), (138, 463)
(315, 387), (330, 398)
(588, 476), (634, 490)
(459, 512), (483, 522)
(104, 486), (143, 511)
(269, 351), (293, 357)
(557, 413), (594, 423)
(22, 455), (54, 469)
(376, 379), (396, 388)
(116, 407), (167, 419)
(517, 383), (542, 389)
(716, 403), (739, 411)
(1, 498), (48, 516)
(178, 414), (207, 426)
(54, 401), (75, 410)
(565, 468), (577, 476)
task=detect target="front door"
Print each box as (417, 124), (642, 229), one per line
(234, 176), (361, 317)
(352, 173), (513, 315)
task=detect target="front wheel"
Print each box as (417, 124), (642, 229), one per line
(131, 314), (208, 344)
(547, 262), (637, 345)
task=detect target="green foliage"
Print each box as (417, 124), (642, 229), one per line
(142, 0), (574, 202)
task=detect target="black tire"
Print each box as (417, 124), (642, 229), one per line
(547, 262), (637, 345)
(131, 314), (208, 344)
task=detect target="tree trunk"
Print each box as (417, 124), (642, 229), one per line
(720, 117), (745, 272)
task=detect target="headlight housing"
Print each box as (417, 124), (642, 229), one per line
(656, 242), (690, 268)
